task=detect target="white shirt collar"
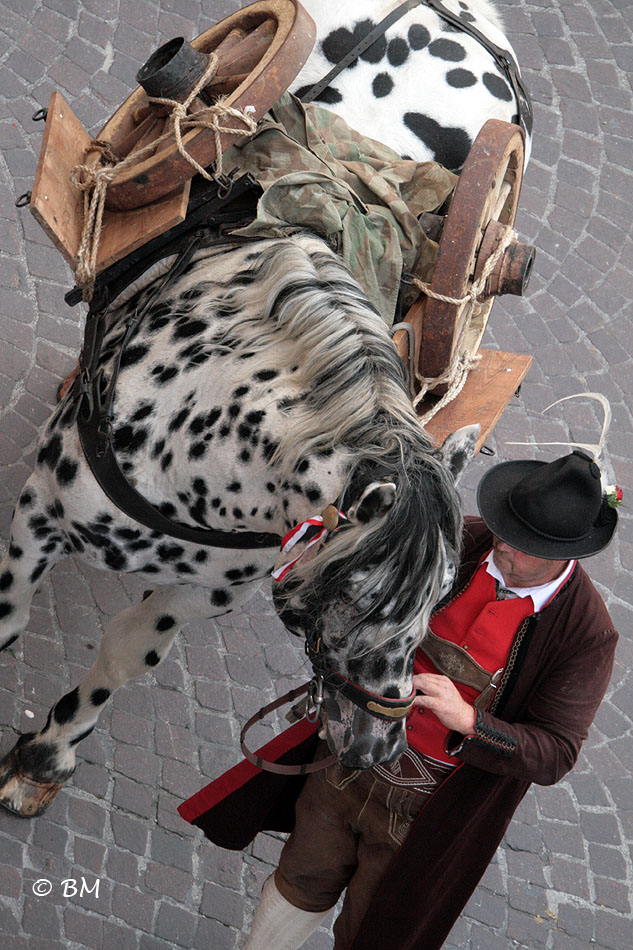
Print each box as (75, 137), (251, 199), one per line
(484, 552), (575, 612)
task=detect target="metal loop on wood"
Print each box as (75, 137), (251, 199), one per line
(15, 191), (32, 208)
(31, 107), (48, 122)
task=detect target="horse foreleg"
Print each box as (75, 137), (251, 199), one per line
(0, 582), (255, 816)
(0, 483), (66, 653)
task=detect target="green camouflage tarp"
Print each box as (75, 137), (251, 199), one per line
(224, 93), (457, 325)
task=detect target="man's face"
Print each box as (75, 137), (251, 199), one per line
(492, 537), (569, 588)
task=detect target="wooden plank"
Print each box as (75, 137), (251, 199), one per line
(30, 91), (90, 266)
(95, 180), (190, 272)
(422, 349), (533, 452)
(30, 90), (190, 273)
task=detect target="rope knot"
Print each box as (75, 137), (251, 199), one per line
(70, 51), (259, 301)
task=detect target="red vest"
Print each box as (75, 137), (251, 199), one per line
(407, 559), (534, 763)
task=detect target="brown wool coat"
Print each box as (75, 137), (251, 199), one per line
(180, 518), (618, 950)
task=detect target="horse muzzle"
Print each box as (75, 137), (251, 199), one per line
(321, 688), (410, 770)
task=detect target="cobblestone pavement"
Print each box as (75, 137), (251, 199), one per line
(0, 1), (632, 948)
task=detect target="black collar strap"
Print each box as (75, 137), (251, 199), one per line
(77, 405), (281, 548)
(300, 0), (532, 136)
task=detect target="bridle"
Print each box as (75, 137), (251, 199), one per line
(240, 503), (418, 774)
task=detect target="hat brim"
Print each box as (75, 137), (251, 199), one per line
(477, 460), (617, 559)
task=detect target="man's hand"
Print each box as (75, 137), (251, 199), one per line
(412, 674), (476, 735)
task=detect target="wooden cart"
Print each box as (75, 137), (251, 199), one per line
(24, 0), (532, 451)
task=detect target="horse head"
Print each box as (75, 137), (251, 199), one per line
(273, 425), (479, 769)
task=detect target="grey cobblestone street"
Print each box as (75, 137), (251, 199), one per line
(0, 0), (632, 948)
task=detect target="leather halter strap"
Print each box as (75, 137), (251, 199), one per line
(240, 669), (416, 774)
(300, 0), (533, 135)
(322, 670), (417, 721)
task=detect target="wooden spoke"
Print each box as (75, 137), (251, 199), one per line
(210, 18), (276, 79)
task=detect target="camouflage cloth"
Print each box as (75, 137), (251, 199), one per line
(224, 93), (457, 325)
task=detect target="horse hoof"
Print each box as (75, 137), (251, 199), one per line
(0, 739), (71, 818)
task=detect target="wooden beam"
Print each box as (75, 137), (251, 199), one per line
(422, 349), (533, 452)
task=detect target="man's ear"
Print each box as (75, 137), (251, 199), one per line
(434, 425), (480, 482)
(347, 481), (397, 524)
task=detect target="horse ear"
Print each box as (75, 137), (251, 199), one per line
(435, 425), (480, 482)
(347, 481), (397, 524)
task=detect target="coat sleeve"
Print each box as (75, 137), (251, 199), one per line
(447, 624), (618, 786)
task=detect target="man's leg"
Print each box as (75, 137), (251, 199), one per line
(245, 873), (332, 950)
(245, 753), (364, 949)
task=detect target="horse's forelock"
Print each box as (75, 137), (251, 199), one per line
(280, 435), (463, 654)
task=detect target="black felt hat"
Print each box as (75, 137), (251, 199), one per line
(477, 450), (618, 559)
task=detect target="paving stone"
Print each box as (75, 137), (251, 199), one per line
(72, 836), (107, 875)
(154, 902), (199, 946)
(144, 861), (192, 902)
(106, 849), (142, 888)
(594, 908), (633, 950)
(507, 906), (551, 947)
(114, 744), (160, 786)
(22, 897), (61, 938)
(150, 828), (193, 873)
(580, 810), (622, 846)
(63, 906), (104, 950)
(112, 775), (157, 819)
(111, 882), (156, 931)
(193, 915), (235, 950)
(201, 880), (244, 928)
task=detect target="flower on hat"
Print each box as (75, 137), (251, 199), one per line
(605, 485), (623, 509)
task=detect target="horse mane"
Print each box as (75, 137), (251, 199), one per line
(188, 234), (463, 649)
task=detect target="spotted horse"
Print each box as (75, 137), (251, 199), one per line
(0, 231), (479, 816)
(291, 0), (532, 172)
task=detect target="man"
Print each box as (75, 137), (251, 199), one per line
(180, 450), (620, 950)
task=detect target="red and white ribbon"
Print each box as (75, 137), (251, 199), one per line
(272, 512), (345, 582)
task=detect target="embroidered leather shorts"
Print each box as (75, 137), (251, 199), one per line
(276, 743), (453, 949)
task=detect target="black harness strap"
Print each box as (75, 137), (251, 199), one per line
(74, 232), (281, 551)
(78, 408), (281, 548)
(300, 0), (424, 104)
(300, 0), (533, 136)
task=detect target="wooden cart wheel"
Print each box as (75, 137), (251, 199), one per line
(97, 0), (315, 211)
(418, 119), (526, 382)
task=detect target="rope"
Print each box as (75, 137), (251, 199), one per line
(70, 53), (258, 301)
(413, 225), (515, 306)
(411, 226), (516, 421)
(413, 319), (481, 422)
